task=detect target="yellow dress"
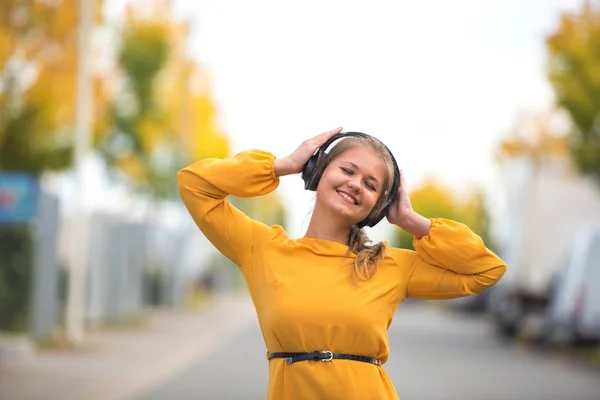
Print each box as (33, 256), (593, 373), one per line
(178, 149), (507, 400)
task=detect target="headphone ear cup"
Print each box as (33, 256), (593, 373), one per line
(302, 132), (348, 191)
(359, 209), (382, 228)
(301, 153), (320, 190)
(358, 192), (395, 228)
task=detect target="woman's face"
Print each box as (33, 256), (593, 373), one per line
(316, 145), (387, 225)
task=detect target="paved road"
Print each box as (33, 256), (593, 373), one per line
(138, 303), (600, 400)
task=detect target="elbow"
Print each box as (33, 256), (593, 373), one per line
(177, 168), (189, 184)
(492, 262), (508, 285)
(177, 168), (192, 196)
(498, 262), (507, 278)
(471, 263), (507, 295)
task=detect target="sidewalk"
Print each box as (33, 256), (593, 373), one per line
(0, 294), (257, 400)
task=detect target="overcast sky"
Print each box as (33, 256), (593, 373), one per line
(106, 0), (583, 240)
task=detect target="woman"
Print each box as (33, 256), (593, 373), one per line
(177, 127), (506, 400)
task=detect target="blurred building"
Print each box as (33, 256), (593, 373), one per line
(490, 133), (600, 338)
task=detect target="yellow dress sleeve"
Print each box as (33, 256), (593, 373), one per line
(391, 218), (507, 300)
(177, 149), (280, 268)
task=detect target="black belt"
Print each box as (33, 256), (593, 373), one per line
(268, 351), (380, 366)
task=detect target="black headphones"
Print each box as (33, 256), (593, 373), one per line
(300, 131), (400, 228)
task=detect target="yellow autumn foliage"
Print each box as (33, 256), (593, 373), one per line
(187, 92), (230, 160)
(115, 152), (148, 182)
(1, 0), (104, 163)
(0, 26), (11, 64)
(496, 112), (570, 162)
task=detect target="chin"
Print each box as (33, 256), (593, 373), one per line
(329, 201), (368, 226)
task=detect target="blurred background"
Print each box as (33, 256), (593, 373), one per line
(1, 0), (600, 399)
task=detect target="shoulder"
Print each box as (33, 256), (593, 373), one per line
(386, 246), (414, 260)
(267, 224), (289, 240)
(252, 223), (291, 246)
(384, 242), (418, 270)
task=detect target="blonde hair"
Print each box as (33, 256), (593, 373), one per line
(312, 135), (396, 283)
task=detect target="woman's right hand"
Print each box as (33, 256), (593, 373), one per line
(274, 127), (343, 177)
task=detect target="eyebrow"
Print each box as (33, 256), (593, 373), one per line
(341, 161), (380, 184)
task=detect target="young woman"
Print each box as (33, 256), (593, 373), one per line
(177, 127), (506, 400)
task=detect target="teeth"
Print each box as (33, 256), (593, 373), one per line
(338, 191), (356, 204)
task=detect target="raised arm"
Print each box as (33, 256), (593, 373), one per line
(177, 149), (280, 267)
(386, 163), (506, 299)
(391, 218), (507, 299)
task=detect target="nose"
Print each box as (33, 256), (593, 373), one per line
(346, 178), (361, 194)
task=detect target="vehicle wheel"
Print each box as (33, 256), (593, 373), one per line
(544, 323), (575, 348)
(492, 295), (524, 340)
(494, 316), (519, 339)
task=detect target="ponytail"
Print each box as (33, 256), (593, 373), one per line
(346, 225), (387, 283)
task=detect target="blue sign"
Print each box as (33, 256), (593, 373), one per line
(0, 173), (38, 223)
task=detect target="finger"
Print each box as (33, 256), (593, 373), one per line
(323, 126), (343, 136)
(399, 169), (407, 190)
(313, 126), (343, 144)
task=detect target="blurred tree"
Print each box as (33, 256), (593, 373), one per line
(546, 1), (600, 185)
(393, 180), (493, 250)
(497, 112), (570, 161)
(96, 17), (172, 196)
(0, 0), (101, 174)
(462, 189), (493, 249)
(187, 90), (230, 161)
(96, 2), (231, 199)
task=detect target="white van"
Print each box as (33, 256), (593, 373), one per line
(490, 154), (600, 340)
(544, 228), (600, 347)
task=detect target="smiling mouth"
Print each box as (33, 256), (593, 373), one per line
(337, 190), (358, 205)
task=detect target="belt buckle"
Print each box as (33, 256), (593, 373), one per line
(321, 350), (333, 362)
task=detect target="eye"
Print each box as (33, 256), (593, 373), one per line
(365, 182), (377, 192)
(340, 167), (353, 175)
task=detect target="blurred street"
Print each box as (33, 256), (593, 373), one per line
(2, 294), (599, 400)
(0, 294), (257, 400)
(139, 301), (600, 400)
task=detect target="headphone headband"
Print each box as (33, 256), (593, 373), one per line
(300, 132), (400, 228)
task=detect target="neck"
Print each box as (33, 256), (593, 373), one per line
(304, 204), (352, 245)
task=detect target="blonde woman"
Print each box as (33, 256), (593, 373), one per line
(178, 127), (506, 400)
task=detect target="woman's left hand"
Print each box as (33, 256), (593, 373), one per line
(387, 170), (432, 238)
(386, 170), (414, 227)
